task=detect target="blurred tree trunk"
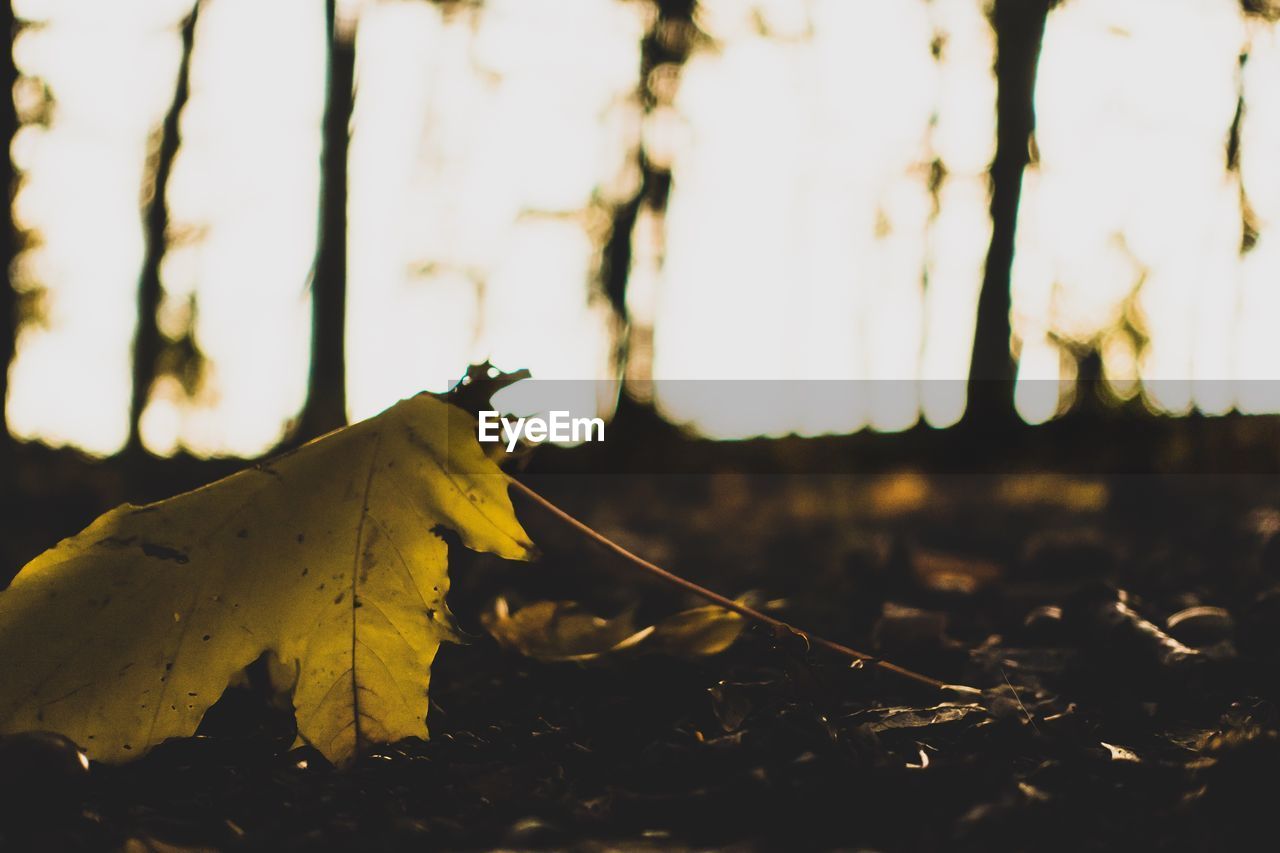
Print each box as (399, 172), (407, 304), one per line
(128, 5), (199, 454)
(296, 0), (353, 442)
(965, 0), (1053, 427)
(606, 1), (693, 404)
(0, 6), (18, 457)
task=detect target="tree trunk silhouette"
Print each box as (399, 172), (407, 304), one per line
(965, 0), (1054, 427)
(296, 0), (353, 442)
(128, 5), (199, 455)
(0, 7), (19, 457)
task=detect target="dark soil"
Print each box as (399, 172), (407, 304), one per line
(3, 437), (1280, 851)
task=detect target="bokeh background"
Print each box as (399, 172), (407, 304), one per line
(4, 8), (1280, 849)
(1, 0), (1279, 458)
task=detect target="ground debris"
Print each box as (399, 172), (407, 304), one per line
(3, 472), (1278, 850)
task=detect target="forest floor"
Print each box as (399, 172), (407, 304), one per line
(3, 442), (1280, 851)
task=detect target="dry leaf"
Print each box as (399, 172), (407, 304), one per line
(0, 393), (533, 766)
(484, 597), (750, 661)
(650, 605), (747, 656)
(482, 598), (653, 662)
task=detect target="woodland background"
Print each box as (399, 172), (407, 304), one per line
(5, 4), (1280, 849)
(1, 0), (1280, 575)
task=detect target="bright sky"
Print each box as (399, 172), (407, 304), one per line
(344, 0), (639, 427)
(650, 0), (994, 437)
(4, 0), (1278, 456)
(1012, 0), (1280, 422)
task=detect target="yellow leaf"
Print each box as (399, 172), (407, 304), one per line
(481, 597), (652, 662)
(0, 394), (533, 766)
(651, 605), (747, 657)
(483, 598), (749, 661)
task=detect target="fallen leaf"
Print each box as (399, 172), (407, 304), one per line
(1100, 741), (1141, 762)
(650, 605), (747, 656)
(482, 598), (652, 662)
(0, 393), (533, 766)
(846, 703), (986, 733)
(483, 598), (751, 662)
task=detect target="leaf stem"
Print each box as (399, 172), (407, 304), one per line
(506, 476), (980, 696)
